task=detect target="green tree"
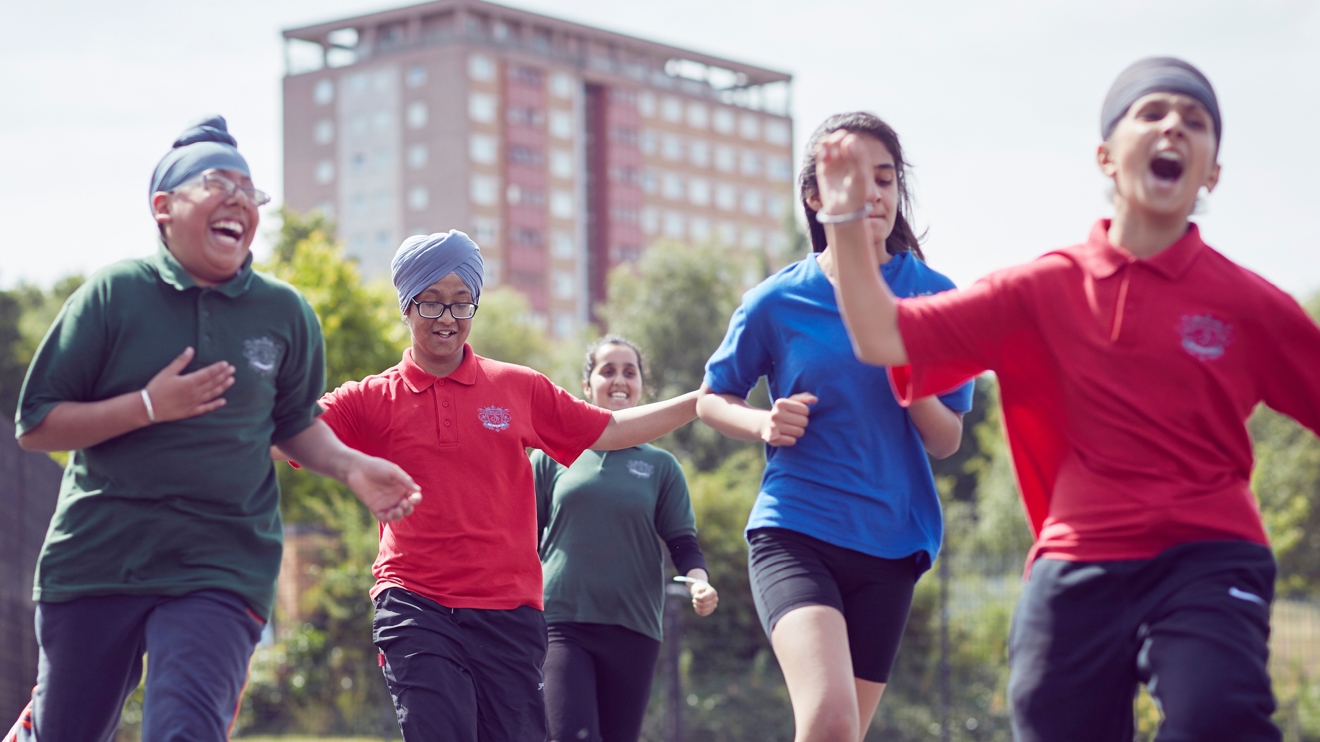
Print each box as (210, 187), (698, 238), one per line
(598, 240), (754, 471)
(466, 286), (554, 370)
(0, 291), (25, 421)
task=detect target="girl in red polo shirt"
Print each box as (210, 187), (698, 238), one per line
(304, 232), (701, 742)
(822, 58), (1320, 740)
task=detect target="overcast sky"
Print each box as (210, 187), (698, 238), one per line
(3, 0), (1318, 298)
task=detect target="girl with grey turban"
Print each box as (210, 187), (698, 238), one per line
(816, 56), (1316, 740)
(391, 230), (485, 314)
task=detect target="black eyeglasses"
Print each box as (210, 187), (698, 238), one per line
(411, 299), (479, 319)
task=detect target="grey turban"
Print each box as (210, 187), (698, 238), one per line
(149, 114), (250, 208)
(392, 230), (485, 314)
(1101, 57), (1221, 145)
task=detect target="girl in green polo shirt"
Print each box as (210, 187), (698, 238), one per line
(533, 335), (718, 742)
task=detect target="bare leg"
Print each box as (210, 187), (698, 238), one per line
(854, 678), (886, 740)
(772, 605), (868, 742)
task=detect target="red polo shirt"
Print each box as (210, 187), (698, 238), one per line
(318, 346), (613, 610)
(891, 220), (1320, 565)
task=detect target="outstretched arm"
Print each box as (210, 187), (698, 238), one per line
(695, 383), (817, 446)
(590, 391), (700, 451)
(908, 397), (964, 459)
(276, 420), (422, 522)
(815, 131), (909, 367)
(19, 347), (236, 452)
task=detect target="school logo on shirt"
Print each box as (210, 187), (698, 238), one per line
(627, 460), (654, 479)
(243, 336), (281, 377)
(478, 406), (511, 431)
(1178, 314), (1233, 362)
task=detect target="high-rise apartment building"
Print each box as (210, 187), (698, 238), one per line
(282, 0), (794, 337)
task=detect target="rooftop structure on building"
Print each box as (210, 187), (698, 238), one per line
(282, 0), (795, 337)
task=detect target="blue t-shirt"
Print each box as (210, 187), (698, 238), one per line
(704, 251), (974, 564)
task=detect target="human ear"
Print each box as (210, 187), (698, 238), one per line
(1095, 142), (1118, 178)
(806, 193), (823, 212)
(1203, 161), (1221, 194)
(151, 192), (172, 226)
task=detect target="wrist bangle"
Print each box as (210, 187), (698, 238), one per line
(815, 202), (873, 224)
(140, 388), (156, 424)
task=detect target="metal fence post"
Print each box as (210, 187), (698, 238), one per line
(664, 583), (688, 742)
(939, 550), (951, 742)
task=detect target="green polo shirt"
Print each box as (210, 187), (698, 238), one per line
(534, 444), (696, 642)
(16, 244), (325, 618)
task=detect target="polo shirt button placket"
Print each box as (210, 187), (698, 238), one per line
(444, 420), (451, 427)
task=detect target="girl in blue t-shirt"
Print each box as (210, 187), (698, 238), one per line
(697, 111), (974, 740)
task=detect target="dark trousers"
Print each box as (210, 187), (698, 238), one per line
(7, 589), (262, 742)
(543, 622), (662, 742)
(1009, 541), (1280, 742)
(373, 587), (548, 742)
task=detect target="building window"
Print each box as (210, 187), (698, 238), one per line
(662, 173), (684, 201)
(469, 93), (497, 123)
(348, 73), (369, 94)
(550, 190), (574, 219)
(511, 228), (543, 246)
(314, 79), (334, 105)
(766, 195), (790, 219)
(408, 144), (428, 169)
(473, 216), (499, 245)
(409, 187), (430, 211)
(715, 183), (737, 211)
(765, 119), (791, 145)
(641, 207), (660, 235)
(549, 110), (573, 139)
(550, 149), (573, 179)
(316, 201), (335, 219)
(640, 129), (657, 156)
(406, 102), (428, 129)
(714, 145), (736, 172)
(741, 189), (763, 216)
(349, 114), (368, 136)
(551, 231), (574, 258)
(767, 156), (793, 182)
(315, 160), (334, 184)
(471, 175), (500, 205)
(740, 150), (762, 178)
(637, 91), (656, 118)
(661, 96), (683, 123)
(641, 170), (657, 194)
(661, 134), (683, 161)
(350, 152), (366, 172)
(469, 54), (495, 81)
(553, 311), (574, 338)
(713, 108), (735, 135)
(690, 216), (711, 242)
(406, 65), (428, 88)
(470, 134), (498, 164)
(374, 110), (394, 132)
(508, 145), (544, 166)
(663, 212), (685, 239)
(739, 113), (761, 140)
(509, 65), (544, 88)
(552, 270), (574, 299)
(742, 227), (763, 250)
(612, 126), (639, 147)
(689, 139), (710, 168)
(508, 107), (545, 127)
(550, 72), (575, 99)
(686, 103), (709, 129)
(313, 120), (334, 145)
(718, 221), (737, 246)
(688, 178), (711, 206)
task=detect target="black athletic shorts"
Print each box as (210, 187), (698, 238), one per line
(747, 527), (927, 683)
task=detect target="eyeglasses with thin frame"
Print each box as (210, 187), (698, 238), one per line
(176, 170), (272, 207)
(411, 299), (479, 320)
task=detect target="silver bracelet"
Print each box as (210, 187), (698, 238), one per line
(140, 388), (156, 424)
(815, 202), (873, 224)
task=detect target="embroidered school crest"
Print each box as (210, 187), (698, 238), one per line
(626, 460), (654, 479)
(1178, 314), (1232, 362)
(478, 406), (511, 431)
(242, 336), (281, 377)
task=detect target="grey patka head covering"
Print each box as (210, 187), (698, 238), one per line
(1101, 57), (1221, 145)
(391, 230), (485, 314)
(149, 114), (250, 207)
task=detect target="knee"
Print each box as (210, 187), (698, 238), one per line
(1157, 686), (1279, 741)
(797, 702), (859, 742)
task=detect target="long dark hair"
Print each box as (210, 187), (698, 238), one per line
(798, 112), (925, 260)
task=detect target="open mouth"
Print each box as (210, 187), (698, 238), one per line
(210, 219), (246, 245)
(434, 330), (457, 339)
(610, 391), (629, 400)
(1150, 151), (1184, 182)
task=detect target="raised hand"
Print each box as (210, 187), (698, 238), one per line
(761, 392), (818, 446)
(345, 455), (423, 523)
(814, 130), (871, 219)
(144, 347), (235, 422)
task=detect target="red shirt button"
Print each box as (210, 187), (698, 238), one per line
(444, 420), (451, 427)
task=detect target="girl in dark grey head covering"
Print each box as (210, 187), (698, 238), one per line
(1101, 56), (1221, 146)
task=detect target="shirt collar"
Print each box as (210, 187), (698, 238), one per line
(400, 344), (479, 393)
(1076, 219), (1206, 280)
(150, 239), (255, 297)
